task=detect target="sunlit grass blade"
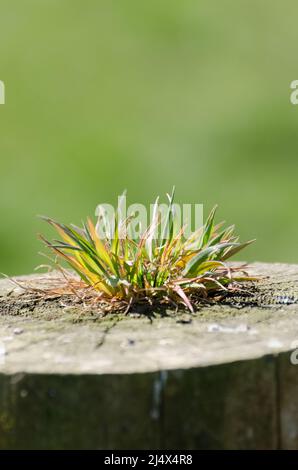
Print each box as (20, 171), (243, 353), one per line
(201, 205), (217, 247)
(221, 239), (256, 261)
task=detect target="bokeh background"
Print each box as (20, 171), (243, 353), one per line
(0, 0), (297, 275)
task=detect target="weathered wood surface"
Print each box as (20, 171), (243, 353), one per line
(0, 262), (297, 449)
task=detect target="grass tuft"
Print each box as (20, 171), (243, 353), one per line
(39, 191), (256, 314)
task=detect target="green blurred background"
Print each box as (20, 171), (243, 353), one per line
(0, 0), (297, 275)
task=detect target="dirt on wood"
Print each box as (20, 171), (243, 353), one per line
(0, 262), (297, 323)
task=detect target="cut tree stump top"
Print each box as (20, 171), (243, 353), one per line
(0, 262), (297, 375)
(1, 262), (298, 450)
